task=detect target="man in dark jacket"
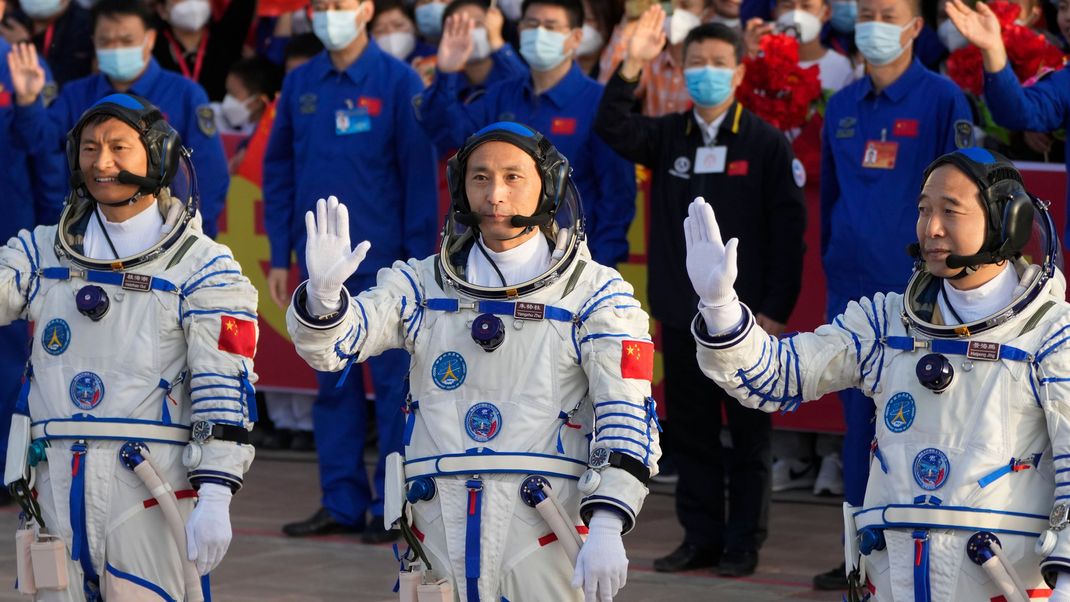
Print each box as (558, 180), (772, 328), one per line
(594, 7), (806, 578)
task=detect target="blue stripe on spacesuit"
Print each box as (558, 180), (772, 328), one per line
(835, 316), (862, 364)
(400, 269), (425, 338)
(596, 412), (647, 424)
(105, 564), (176, 602)
(595, 424), (647, 437)
(190, 384), (243, 393)
(578, 293), (635, 324)
(70, 444), (100, 590)
(1038, 324), (1070, 363)
(183, 255), (232, 285)
(181, 308), (257, 321)
(581, 278), (623, 310)
(913, 530), (931, 602)
(594, 400), (646, 411)
(16, 234), (39, 304)
(735, 335), (804, 413)
(465, 479), (483, 602)
(578, 332), (643, 345)
(27, 231), (42, 303)
(182, 271), (241, 296)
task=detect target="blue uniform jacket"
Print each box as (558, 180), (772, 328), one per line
(821, 58), (972, 300)
(415, 62), (637, 267)
(984, 64), (1070, 245)
(0, 38), (64, 236)
(263, 42), (439, 276)
(11, 58), (230, 237)
(457, 46), (528, 104)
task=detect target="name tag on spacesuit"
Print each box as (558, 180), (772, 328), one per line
(966, 341), (1001, 361)
(335, 108), (371, 135)
(513, 302), (545, 321)
(121, 273), (152, 292)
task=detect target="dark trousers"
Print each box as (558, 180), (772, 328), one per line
(663, 323), (771, 554)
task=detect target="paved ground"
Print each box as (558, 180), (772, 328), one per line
(0, 451), (847, 601)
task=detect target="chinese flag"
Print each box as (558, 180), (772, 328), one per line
(620, 340), (654, 381)
(218, 316), (257, 358)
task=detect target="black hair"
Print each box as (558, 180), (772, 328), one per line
(371, 0), (416, 27)
(444, 0), (491, 22)
(520, 0), (584, 29)
(682, 22), (745, 64)
(91, 0), (156, 31)
(228, 56), (283, 98)
(283, 33), (325, 63)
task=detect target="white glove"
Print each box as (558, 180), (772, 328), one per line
(1053, 574), (1070, 602)
(304, 195), (371, 317)
(684, 196), (743, 332)
(185, 483), (233, 576)
(572, 510), (627, 602)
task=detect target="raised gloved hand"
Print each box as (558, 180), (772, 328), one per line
(304, 196), (370, 317)
(572, 510), (627, 602)
(185, 483), (233, 576)
(1052, 574), (1070, 602)
(684, 196), (743, 332)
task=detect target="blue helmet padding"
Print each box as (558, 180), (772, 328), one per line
(957, 147), (996, 165)
(472, 121), (537, 139)
(91, 93), (148, 112)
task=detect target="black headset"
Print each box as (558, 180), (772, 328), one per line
(917, 147), (1034, 270)
(446, 121), (571, 229)
(66, 93), (183, 200)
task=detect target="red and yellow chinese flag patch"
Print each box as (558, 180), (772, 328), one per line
(620, 340), (654, 381)
(217, 316), (256, 358)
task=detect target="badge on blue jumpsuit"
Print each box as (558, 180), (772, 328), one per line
(465, 402), (502, 443)
(69, 371), (105, 410)
(884, 392), (916, 433)
(913, 448), (950, 491)
(41, 318), (70, 356)
(432, 352), (466, 390)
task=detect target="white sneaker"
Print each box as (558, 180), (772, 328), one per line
(771, 457), (816, 492)
(813, 452), (845, 496)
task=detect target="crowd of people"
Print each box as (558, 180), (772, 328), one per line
(2, 0), (1070, 599)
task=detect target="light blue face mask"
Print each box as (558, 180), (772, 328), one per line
(415, 2), (447, 37)
(19, 0), (63, 19)
(829, 1), (857, 33)
(855, 20), (912, 66)
(312, 10), (360, 51)
(684, 66), (735, 108)
(519, 27), (569, 72)
(96, 44), (146, 83)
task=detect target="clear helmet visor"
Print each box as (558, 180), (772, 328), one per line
(58, 150), (200, 267)
(440, 180), (586, 296)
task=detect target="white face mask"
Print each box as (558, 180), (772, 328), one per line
(376, 31), (416, 60)
(777, 9), (823, 43)
(709, 14), (741, 28)
(937, 18), (968, 52)
(577, 23), (604, 57)
(168, 0), (212, 32)
(665, 8), (702, 45)
(220, 93), (257, 128)
(470, 27), (492, 61)
(20, 0), (63, 19)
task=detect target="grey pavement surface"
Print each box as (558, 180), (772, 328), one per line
(0, 453), (846, 601)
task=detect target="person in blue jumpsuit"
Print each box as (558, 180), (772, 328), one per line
(815, 0), (972, 588)
(945, 0), (1070, 246)
(0, 32), (63, 506)
(439, 0), (529, 104)
(414, 0), (636, 267)
(263, 0), (438, 542)
(5, 0), (229, 238)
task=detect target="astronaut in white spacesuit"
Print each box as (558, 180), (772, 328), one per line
(286, 122), (661, 602)
(684, 147), (1070, 601)
(3, 94), (258, 602)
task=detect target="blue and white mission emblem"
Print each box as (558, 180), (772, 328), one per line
(432, 352), (466, 390)
(913, 448), (950, 491)
(69, 371), (105, 410)
(41, 318), (70, 356)
(884, 392), (915, 433)
(465, 402), (502, 442)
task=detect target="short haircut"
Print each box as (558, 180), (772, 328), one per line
(283, 33), (325, 63)
(683, 22), (745, 64)
(228, 57), (283, 98)
(444, 0), (491, 21)
(91, 0), (155, 31)
(521, 0), (584, 29)
(371, 0), (415, 27)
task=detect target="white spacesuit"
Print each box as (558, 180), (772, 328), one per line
(3, 95), (257, 601)
(686, 148), (1070, 601)
(287, 123), (661, 602)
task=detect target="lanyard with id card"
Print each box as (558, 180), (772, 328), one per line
(862, 127), (897, 170)
(335, 106), (371, 136)
(695, 146), (727, 174)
